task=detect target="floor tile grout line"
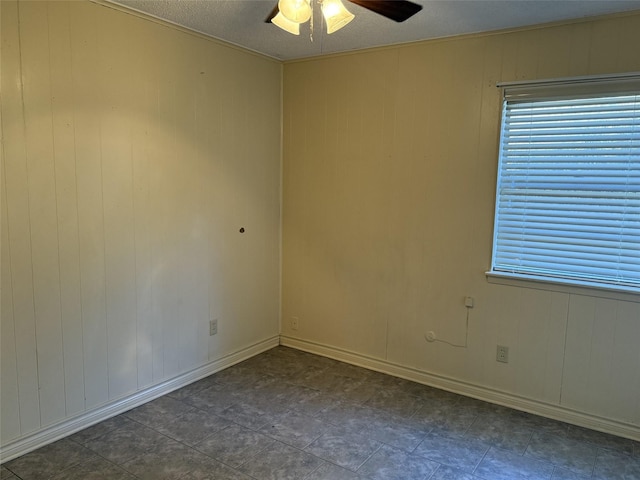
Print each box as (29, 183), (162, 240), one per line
(472, 444), (491, 478)
(353, 442), (383, 474)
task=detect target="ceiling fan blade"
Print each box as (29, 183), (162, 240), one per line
(348, 0), (422, 22)
(265, 4), (279, 23)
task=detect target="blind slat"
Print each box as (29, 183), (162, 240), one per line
(492, 87), (640, 291)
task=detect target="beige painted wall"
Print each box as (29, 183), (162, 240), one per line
(1, 0), (281, 445)
(282, 13), (640, 428)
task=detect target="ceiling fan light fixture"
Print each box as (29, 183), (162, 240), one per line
(272, 12), (301, 35)
(278, 0), (312, 23)
(321, 0), (354, 34)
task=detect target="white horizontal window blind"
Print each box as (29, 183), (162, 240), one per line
(491, 76), (640, 292)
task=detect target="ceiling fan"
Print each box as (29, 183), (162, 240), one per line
(266, 0), (423, 36)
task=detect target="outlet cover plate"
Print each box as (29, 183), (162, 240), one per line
(496, 345), (509, 363)
(210, 319), (218, 336)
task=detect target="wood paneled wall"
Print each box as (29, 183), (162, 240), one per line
(1, 0), (281, 445)
(282, 13), (640, 428)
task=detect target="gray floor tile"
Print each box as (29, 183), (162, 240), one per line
(284, 363), (329, 386)
(154, 408), (231, 446)
(230, 384), (291, 416)
(475, 447), (555, 480)
(238, 441), (324, 479)
(212, 363), (280, 389)
(304, 462), (366, 480)
(240, 350), (307, 378)
(195, 424), (275, 468)
(49, 455), (137, 480)
(465, 414), (534, 454)
(364, 370), (411, 390)
(593, 449), (640, 480)
(316, 400), (426, 451)
(176, 454), (252, 480)
(315, 401), (380, 431)
(564, 425), (637, 456)
(508, 412), (571, 438)
(357, 444), (439, 480)
(429, 465), (483, 480)
(305, 425), (383, 471)
(364, 388), (424, 418)
(258, 410), (330, 449)
(4, 438), (96, 480)
(413, 431), (489, 473)
(451, 396), (499, 415)
(180, 382), (241, 414)
(551, 466), (592, 480)
(121, 441), (206, 480)
(289, 390), (336, 417)
(322, 359), (377, 382)
(290, 385), (334, 412)
(221, 401), (279, 430)
(411, 399), (477, 435)
(124, 395), (195, 428)
(81, 419), (174, 464)
(269, 383), (328, 410)
(366, 412), (428, 452)
(298, 369), (372, 402)
(335, 381), (382, 405)
(69, 414), (134, 445)
(525, 432), (598, 476)
(167, 377), (217, 402)
(422, 385), (465, 402)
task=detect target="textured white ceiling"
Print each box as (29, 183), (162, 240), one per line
(105, 0), (640, 60)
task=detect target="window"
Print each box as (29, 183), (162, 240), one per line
(490, 75), (640, 293)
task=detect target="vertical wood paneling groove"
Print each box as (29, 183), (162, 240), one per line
(99, 32), (111, 402)
(130, 20), (153, 391)
(97, 7), (138, 401)
(557, 293), (571, 407)
(1, 158), (22, 442)
(70, 2), (110, 410)
(48, 0), (87, 417)
(3, 0), (43, 435)
(22, 0), (67, 427)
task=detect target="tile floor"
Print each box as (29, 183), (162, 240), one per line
(2, 346), (639, 480)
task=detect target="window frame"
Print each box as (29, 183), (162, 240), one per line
(488, 74), (640, 297)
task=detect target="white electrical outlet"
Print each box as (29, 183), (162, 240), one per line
(291, 317), (299, 331)
(210, 319), (218, 336)
(496, 345), (509, 363)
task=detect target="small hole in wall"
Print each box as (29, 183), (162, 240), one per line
(239, 227), (245, 233)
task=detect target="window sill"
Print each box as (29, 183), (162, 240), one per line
(485, 271), (640, 303)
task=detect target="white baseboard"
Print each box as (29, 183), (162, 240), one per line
(0, 335), (280, 463)
(280, 335), (640, 441)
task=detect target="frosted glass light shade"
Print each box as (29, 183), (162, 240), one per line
(272, 12), (301, 35)
(278, 0), (312, 23)
(321, 0), (354, 34)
